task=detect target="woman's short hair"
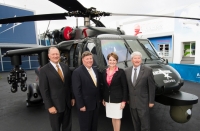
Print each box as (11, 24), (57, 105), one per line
(107, 52), (118, 61)
(131, 51), (142, 59)
(81, 51), (93, 59)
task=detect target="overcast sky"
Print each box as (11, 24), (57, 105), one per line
(1, 0), (200, 33)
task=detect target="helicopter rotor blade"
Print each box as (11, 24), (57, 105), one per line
(0, 11), (110, 24)
(49, 0), (87, 12)
(0, 13), (68, 24)
(110, 13), (200, 21)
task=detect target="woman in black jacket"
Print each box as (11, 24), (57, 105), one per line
(102, 52), (128, 131)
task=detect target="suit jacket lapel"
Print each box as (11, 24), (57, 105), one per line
(82, 65), (96, 87)
(60, 63), (66, 82)
(81, 65), (90, 79)
(127, 66), (134, 87)
(103, 70), (109, 87)
(93, 67), (98, 86)
(135, 65), (144, 86)
(60, 63), (66, 78)
(48, 62), (64, 83)
(48, 63), (58, 77)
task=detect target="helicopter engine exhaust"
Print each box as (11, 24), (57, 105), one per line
(170, 105), (192, 123)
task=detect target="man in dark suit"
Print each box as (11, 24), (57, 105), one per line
(72, 51), (100, 131)
(125, 51), (155, 131)
(39, 47), (75, 131)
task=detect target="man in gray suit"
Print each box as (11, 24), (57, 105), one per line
(125, 51), (155, 131)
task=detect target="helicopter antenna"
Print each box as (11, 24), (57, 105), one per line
(24, 0), (27, 8)
(43, 21), (51, 45)
(76, 17), (78, 28)
(46, 21), (51, 33)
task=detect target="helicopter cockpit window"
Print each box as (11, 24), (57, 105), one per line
(125, 40), (150, 59)
(101, 40), (131, 64)
(139, 40), (159, 59)
(84, 42), (98, 66)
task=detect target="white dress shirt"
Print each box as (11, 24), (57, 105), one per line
(50, 61), (64, 76)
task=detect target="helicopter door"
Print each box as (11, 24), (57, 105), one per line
(83, 42), (98, 67)
(69, 43), (83, 69)
(74, 43), (83, 67)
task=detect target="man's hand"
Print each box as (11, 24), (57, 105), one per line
(102, 99), (106, 106)
(71, 99), (75, 106)
(149, 103), (154, 108)
(80, 106), (86, 111)
(48, 106), (57, 114)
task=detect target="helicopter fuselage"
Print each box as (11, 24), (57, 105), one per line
(4, 29), (198, 123)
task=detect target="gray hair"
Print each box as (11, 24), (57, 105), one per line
(48, 46), (59, 54)
(131, 51), (142, 59)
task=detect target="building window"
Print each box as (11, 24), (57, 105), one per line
(159, 44), (169, 57)
(183, 42), (195, 57)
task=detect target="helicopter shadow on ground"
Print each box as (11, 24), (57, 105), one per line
(0, 70), (200, 131)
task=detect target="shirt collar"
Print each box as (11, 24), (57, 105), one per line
(106, 66), (119, 72)
(85, 66), (93, 71)
(50, 61), (60, 67)
(133, 65), (140, 70)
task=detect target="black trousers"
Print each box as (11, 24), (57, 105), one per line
(49, 106), (72, 131)
(130, 108), (150, 131)
(77, 107), (99, 131)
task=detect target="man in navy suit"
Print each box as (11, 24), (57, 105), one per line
(39, 47), (75, 131)
(72, 51), (100, 131)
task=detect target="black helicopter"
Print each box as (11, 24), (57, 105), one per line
(0, 0), (198, 124)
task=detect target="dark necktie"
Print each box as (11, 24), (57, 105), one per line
(133, 68), (137, 86)
(56, 64), (64, 82)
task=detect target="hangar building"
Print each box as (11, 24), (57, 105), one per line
(0, 4), (42, 72)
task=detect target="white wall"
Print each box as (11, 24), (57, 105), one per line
(173, 3), (200, 64)
(121, 17), (174, 37)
